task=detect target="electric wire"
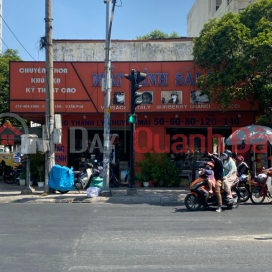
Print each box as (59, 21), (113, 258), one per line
(0, 15), (36, 61)
(0, 37), (9, 51)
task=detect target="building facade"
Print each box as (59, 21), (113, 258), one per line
(52, 39), (194, 62)
(187, 0), (258, 37)
(9, 38), (267, 182)
(9, 59), (260, 181)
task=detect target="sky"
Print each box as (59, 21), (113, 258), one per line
(1, 0), (195, 61)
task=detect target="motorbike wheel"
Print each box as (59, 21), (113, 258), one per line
(227, 188), (240, 209)
(239, 186), (250, 202)
(250, 186), (265, 204)
(185, 194), (201, 211)
(14, 173), (21, 185)
(57, 190), (69, 194)
(3, 174), (15, 184)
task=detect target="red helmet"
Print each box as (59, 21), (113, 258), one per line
(237, 155), (244, 162)
(206, 161), (214, 168)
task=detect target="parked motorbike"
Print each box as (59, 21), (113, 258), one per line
(57, 163), (100, 194)
(185, 172), (241, 211)
(237, 174), (251, 202)
(250, 168), (272, 204)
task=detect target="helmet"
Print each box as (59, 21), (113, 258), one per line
(223, 149), (232, 157)
(212, 152), (219, 157)
(206, 161), (214, 168)
(236, 155), (244, 162)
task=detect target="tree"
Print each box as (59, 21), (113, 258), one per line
(193, 0), (272, 124)
(0, 49), (22, 126)
(136, 29), (181, 40)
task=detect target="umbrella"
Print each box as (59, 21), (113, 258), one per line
(225, 125), (272, 145)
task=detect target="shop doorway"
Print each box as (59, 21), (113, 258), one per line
(67, 128), (130, 180)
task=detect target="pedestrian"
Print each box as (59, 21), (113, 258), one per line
(208, 152), (224, 212)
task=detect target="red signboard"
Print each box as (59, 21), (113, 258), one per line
(10, 61), (258, 113)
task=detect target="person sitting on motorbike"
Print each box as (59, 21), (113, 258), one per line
(236, 155), (249, 177)
(198, 161), (215, 195)
(202, 161), (216, 194)
(208, 152), (224, 212)
(222, 150), (237, 199)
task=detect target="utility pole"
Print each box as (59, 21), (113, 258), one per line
(44, 0), (54, 193)
(101, 0), (116, 196)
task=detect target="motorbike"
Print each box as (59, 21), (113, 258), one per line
(185, 171), (241, 211)
(237, 174), (251, 202)
(250, 168), (272, 204)
(57, 163), (101, 194)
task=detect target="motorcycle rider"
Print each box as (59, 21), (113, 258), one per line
(222, 150), (237, 199)
(236, 155), (249, 177)
(208, 152), (224, 212)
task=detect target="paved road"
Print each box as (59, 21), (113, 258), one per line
(0, 202), (272, 272)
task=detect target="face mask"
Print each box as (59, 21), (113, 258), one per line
(172, 95), (177, 102)
(116, 94), (124, 102)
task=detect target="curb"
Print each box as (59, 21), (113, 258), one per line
(0, 195), (187, 204)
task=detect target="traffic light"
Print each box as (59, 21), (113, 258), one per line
(124, 69), (147, 114)
(128, 114), (137, 124)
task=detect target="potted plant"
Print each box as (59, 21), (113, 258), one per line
(135, 171), (150, 187)
(134, 172), (143, 187)
(19, 171), (26, 186)
(137, 153), (158, 187)
(37, 165), (45, 187)
(152, 153), (181, 187)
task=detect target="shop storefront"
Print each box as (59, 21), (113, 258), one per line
(10, 61), (259, 181)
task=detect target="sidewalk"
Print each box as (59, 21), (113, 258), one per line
(0, 180), (189, 204)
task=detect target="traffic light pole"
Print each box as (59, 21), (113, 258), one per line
(125, 69), (146, 195)
(129, 70), (136, 192)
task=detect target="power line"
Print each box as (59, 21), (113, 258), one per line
(0, 37), (9, 51)
(0, 15), (36, 61)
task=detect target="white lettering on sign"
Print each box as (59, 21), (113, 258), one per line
(190, 104), (211, 109)
(65, 105), (84, 108)
(30, 78), (61, 84)
(61, 88), (76, 93)
(19, 67), (67, 73)
(156, 104), (188, 109)
(101, 106), (127, 110)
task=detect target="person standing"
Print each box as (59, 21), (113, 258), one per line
(208, 152), (224, 212)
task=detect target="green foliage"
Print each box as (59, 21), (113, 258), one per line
(36, 165), (45, 181)
(137, 152), (159, 181)
(137, 153), (181, 187)
(135, 171), (149, 183)
(30, 153), (45, 181)
(0, 49), (22, 114)
(0, 49), (28, 127)
(19, 171), (26, 179)
(136, 29), (180, 40)
(193, 0), (272, 123)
